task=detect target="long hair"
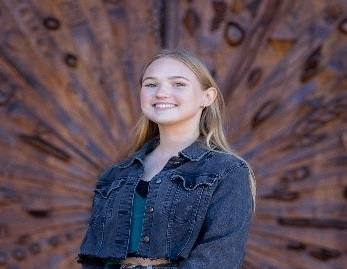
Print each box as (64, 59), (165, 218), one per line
(129, 49), (256, 208)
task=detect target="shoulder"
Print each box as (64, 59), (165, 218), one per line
(207, 149), (250, 175)
(96, 153), (138, 181)
(210, 149), (246, 163)
(96, 164), (116, 182)
(210, 150), (255, 208)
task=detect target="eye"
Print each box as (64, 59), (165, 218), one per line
(143, 83), (157, 88)
(173, 82), (186, 87)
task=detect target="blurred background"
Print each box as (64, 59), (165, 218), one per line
(0, 0), (346, 268)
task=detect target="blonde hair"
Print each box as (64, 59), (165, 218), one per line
(129, 49), (255, 208)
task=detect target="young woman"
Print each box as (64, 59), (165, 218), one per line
(78, 49), (255, 269)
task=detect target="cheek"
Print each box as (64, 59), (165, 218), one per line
(140, 90), (147, 103)
(140, 90), (151, 110)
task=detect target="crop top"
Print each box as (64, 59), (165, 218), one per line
(128, 180), (149, 253)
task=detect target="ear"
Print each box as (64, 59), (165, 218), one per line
(204, 87), (217, 107)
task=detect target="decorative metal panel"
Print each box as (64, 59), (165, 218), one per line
(0, 0), (346, 268)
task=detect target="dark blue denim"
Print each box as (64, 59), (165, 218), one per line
(78, 138), (253, 269)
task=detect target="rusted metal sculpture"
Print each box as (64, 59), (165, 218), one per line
(0, 0), (346, 268)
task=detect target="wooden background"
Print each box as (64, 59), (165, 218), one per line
(0, 0), (346, 268)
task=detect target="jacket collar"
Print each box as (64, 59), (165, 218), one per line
(179, 139), (211, 161)
(117, 137), (211, 168)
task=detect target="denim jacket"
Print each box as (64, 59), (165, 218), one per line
(78, 138), (253, 268)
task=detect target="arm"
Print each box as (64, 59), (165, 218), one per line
(77, 167), (115, 269)
(178, 162), (253, 269)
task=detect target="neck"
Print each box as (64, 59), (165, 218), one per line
(156, 126), (200, 156)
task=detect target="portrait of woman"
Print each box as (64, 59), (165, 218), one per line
(0, 1), (345, 268)
(77, 49), (256, 269)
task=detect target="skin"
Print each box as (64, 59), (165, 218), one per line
(120, 57), (216, 266)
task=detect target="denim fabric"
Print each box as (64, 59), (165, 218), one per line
(78, 138), (253, 269)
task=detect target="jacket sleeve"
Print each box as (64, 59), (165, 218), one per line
(177, 161), (254, 269)
(77, 255), (105, 269)
(77, 167), (115, 269)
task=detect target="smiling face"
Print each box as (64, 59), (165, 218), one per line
(140, 57), (214, 134)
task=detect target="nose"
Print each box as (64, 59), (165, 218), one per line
(155, 84), (169, 98)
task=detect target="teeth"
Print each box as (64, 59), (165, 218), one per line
(155, 103), (176, 108)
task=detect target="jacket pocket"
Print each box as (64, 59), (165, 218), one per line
(94, 178), (125, 198)
(91, 178), (126, 223)
(80, 178), (126, 255)
(163, 173), (217, 256)
(163, 173), (217, 223)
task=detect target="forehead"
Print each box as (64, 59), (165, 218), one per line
(144, 57), (196, 78)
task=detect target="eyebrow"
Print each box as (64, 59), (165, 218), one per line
(142, 76), (191, 83)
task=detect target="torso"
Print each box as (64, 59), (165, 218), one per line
(121, 148), (172, 266)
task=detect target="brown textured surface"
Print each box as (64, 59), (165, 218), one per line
(0, 0), (346, 268)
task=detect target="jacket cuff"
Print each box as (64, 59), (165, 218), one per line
(77, 254), (105, 269)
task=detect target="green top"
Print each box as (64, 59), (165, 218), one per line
(128, 191), (146, 252)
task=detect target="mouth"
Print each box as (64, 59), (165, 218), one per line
(153, 103), (177, 108)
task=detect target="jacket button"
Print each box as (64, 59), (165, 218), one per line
(155, 179), (162, 184)
(143, 236), (150, 242)
(147, 206), (154, 213)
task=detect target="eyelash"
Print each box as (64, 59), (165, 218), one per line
(143, 82), (186, 88)
(173, 82), (186, 87)
(144, 83), (157, 88)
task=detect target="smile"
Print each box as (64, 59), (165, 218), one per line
(153, 103), (177, 108)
